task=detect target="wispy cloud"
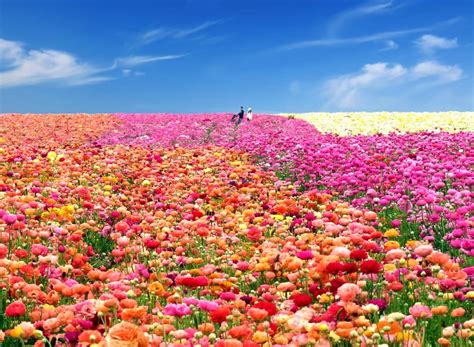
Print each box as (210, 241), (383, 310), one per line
(380, 40), (399, 51)
(0, 38), (185, 88)
(115, 54), (186, 67)
(140, 20), (224, 45)
(415, 34), (458, 54)
(276, 1), (461, 51)
(411, 60), (462, 81)
(0, 38), (111, 87)
(327, 1), (400, 37)
(280, 27), (429, 50)
(323, 60), (463, 109)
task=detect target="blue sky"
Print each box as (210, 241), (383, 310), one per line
(0, 0), (472, 113)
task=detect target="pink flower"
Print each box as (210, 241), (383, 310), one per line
(198, 300), (219, 312)
(414, 245), (433, 257)
(296, 250), (313, 260)
(337, 283), (361, 302)
(164, 303), (192, 317)
(409, 304), (432, 319)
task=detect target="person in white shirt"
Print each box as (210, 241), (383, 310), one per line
(246, 107), (253, 121)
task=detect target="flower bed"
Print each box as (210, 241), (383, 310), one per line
(0, 114), (472, 346)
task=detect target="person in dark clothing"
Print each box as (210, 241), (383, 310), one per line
(232, 106), (244, 124)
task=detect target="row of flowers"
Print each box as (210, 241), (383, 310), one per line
(94, 113), (474, 258)
(291, 112), (474, 135)
(0, 114), (472, 346)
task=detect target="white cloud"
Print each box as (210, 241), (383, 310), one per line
(0, 38), (24, 63)
(0, 38), (185, 88)
(323, 60), (463, 109)
(412, 60), (462, 81)
(141, 20), (223, 45)
(0, 39), (109, 87)
(381, 40), (399, 51)
(115, 54), (185, 67)
(327, 1), (398, 37)
(324, 63), (407, 108)
(415, 34), (458, 54)
(277, 17), (460, 51)
(122, 69), (145, 77)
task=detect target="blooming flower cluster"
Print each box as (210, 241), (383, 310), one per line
(98, 113), (474, 258)
(291, 112), (474, 135)
(0, 113), (472, 347)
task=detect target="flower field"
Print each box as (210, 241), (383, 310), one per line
(0, 113), (473, 347)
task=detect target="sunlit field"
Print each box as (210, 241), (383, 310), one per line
(0, 113), (473, 347)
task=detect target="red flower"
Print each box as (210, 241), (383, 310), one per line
(326, 261), (344, 274)
(253, 301), (277, 316)
(5, 300), (26, 317)
(387, 281), (404, 291)
(192, 209), (203, 219)
(243, 341), (260, 347)
(321, 303), (347, 322)
(177, 276), (209, 288)
(0, 244), (7, 259)
(144, 238), (160, 249)
(343, 262), (358, 273)
(247, 227), (262, 242)
(360, 259), (382, 274)
(14, 249), (28, 259)
(329, 278), (346, 294)
(350, 249), (368, 260)
(290, 293), (312, 308)
(210, 306), (231, 323)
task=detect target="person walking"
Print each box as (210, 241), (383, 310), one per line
(246, 107), (253, 122)
(231, 106), (244, 123)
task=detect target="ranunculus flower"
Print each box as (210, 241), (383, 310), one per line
(337, 283), (361, 302)
(210, 306), (231, 323)
(409, 304), (432, 319)
(296, 250), (313, 260)
(106, 321), (148, 347)
(5, 300), (26, 317)
(349, 249), (368, 260)
(414, 245), (433, 257)
(360, 259), (382, 274)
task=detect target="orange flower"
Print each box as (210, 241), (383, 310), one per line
(106, 321), (148, 347)
(384, 241), (400, 251)
(148, 282), (165, 296)
(120, 299), (138, 309)
(451, 308), (465, 317)
(248, 307), (268, 321)
(377, 320), (401, 335)
(437, 337), (451, 346)
(431, 306), (449, 315)
(121, 306), (147, 321)
(78, 330), (104, 345)
(198, 323), (215, 334)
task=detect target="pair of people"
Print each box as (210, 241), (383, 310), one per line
(231, 106), (253, 125)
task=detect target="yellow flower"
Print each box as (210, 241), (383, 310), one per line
(252, 331), (268, 343)
(319, 294), (333, 304)
(329, 331), (341, 342)
(318, 323), (329, 332)
(42, 304), (55, 311)
(384, 229), (399, 238)
(384, 264), (397, 271)
(47, 151), (57, 161)
(9, 325), (24, 339)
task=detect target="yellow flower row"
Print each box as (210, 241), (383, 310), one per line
(283, 112), (474, 135)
